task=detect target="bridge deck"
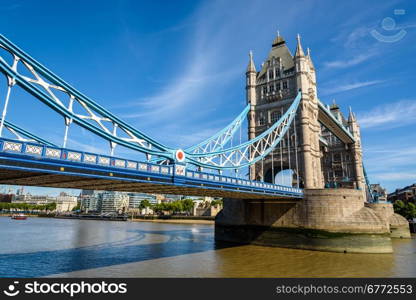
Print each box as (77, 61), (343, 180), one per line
(318, 101), (355, 144)
(0, 138), (302, 200)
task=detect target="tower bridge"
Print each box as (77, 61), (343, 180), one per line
(0, 32), (410, 253)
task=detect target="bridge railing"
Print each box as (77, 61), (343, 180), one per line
(0, 137), (173, 176)
(0, 137), (303, 197)
(180, 169), (302, 195)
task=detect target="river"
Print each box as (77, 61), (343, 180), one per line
(0, 217), (415, 277)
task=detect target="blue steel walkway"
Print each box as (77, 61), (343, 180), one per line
(0, 138), (303, 200)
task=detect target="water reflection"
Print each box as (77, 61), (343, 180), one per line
(0, 217), (414, 277)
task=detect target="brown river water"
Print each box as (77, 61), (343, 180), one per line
(1, 217), (414, 277)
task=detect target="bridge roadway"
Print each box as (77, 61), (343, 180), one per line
(317, 100), (355, 144)
(0, 138), (303, 201)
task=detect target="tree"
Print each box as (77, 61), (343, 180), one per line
(405, 202), (416, 219)
(139, 199), (152, 210)
(211, 199), (223, 207)
(394, 200), (416, 220)
(393, 200), (406, 216)
(182, 199), (194, 213)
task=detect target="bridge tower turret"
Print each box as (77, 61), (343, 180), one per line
(245, 33), (325, 187)
(294, 34), (324, 188)
(348, 108), (365, 191)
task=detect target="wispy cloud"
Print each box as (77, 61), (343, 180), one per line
(358, 99), (416, 129)
(119, 67), (239, 120)
(366, 146), (416, 170)
(373, 172), (416, 182)
(320, 79), (384, 96)
(323, 51), (377, 69)
(343, 26), (372, 48)
(364, 144), (416, 191)
(112, 0), (313, 148)
(115, 0), (253, 123)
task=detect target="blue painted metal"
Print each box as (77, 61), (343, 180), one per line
(0, 34), (304, 171)
(0, 34), (174, 157)
(0, 34), (348, 175)
(186, 104), (250, 153)
(363, 165), (376, 202)
(0, 119), (56, 147)
(0, 137), (303, 198)
(150, 104), (250, 164)
(185, 92), (302, 169)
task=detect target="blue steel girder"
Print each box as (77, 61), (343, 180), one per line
(0, 34), (302, 172)
(363, 165), (375, 202)
(0, 118), (56, 147)
(150, 103), (250, 165)
(185, 92), (302, 169)
(0, 34), (175, 159)
(186, 104), (250, 154)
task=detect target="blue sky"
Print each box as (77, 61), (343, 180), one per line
(0, 0), (415, 195)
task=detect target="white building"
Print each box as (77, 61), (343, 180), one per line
(55, 194), (77, 212)
(101, 191), (129, 214)
(128, 193), (157, 209)
(79, 190), (102, 212)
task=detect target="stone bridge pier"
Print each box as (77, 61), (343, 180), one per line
(215, 188), (410, 253)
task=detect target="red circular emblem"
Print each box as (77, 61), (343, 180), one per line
(175, 149), (185, 162)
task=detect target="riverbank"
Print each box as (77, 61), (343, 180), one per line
(0, 213), (52, 218)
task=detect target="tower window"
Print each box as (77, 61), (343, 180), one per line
(271, 111), (280, 123)
(269, 69), (274, 80)
(283, 80), (288, 89)
(276, 82), (281, 91)
(259, 116), (266, 126)
(275, 69), (280, 78)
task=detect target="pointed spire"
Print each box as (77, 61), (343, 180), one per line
(246, 50), (256, 73)
(295, 33), (305, 57)
(348, 106), (356, 122)
(306, 47), (315, 68)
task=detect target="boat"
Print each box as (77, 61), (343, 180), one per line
(11, 214), (28, 220)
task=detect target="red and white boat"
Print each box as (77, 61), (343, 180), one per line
(11, 214), (28, 220)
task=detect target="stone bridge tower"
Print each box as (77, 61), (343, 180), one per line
(246, 33), (323, 189)
(215, 33), (411, 254)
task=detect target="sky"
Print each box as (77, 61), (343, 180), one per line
(0, 0), (415, 195)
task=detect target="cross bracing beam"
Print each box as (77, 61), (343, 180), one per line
(150, 103), (250, 165)
(0, 34), (302, 172)
(0, 118), (56, 147)
(186, 104), (250, 154)
(185, 92), (302, 169)
(0, 34), (174, 159)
